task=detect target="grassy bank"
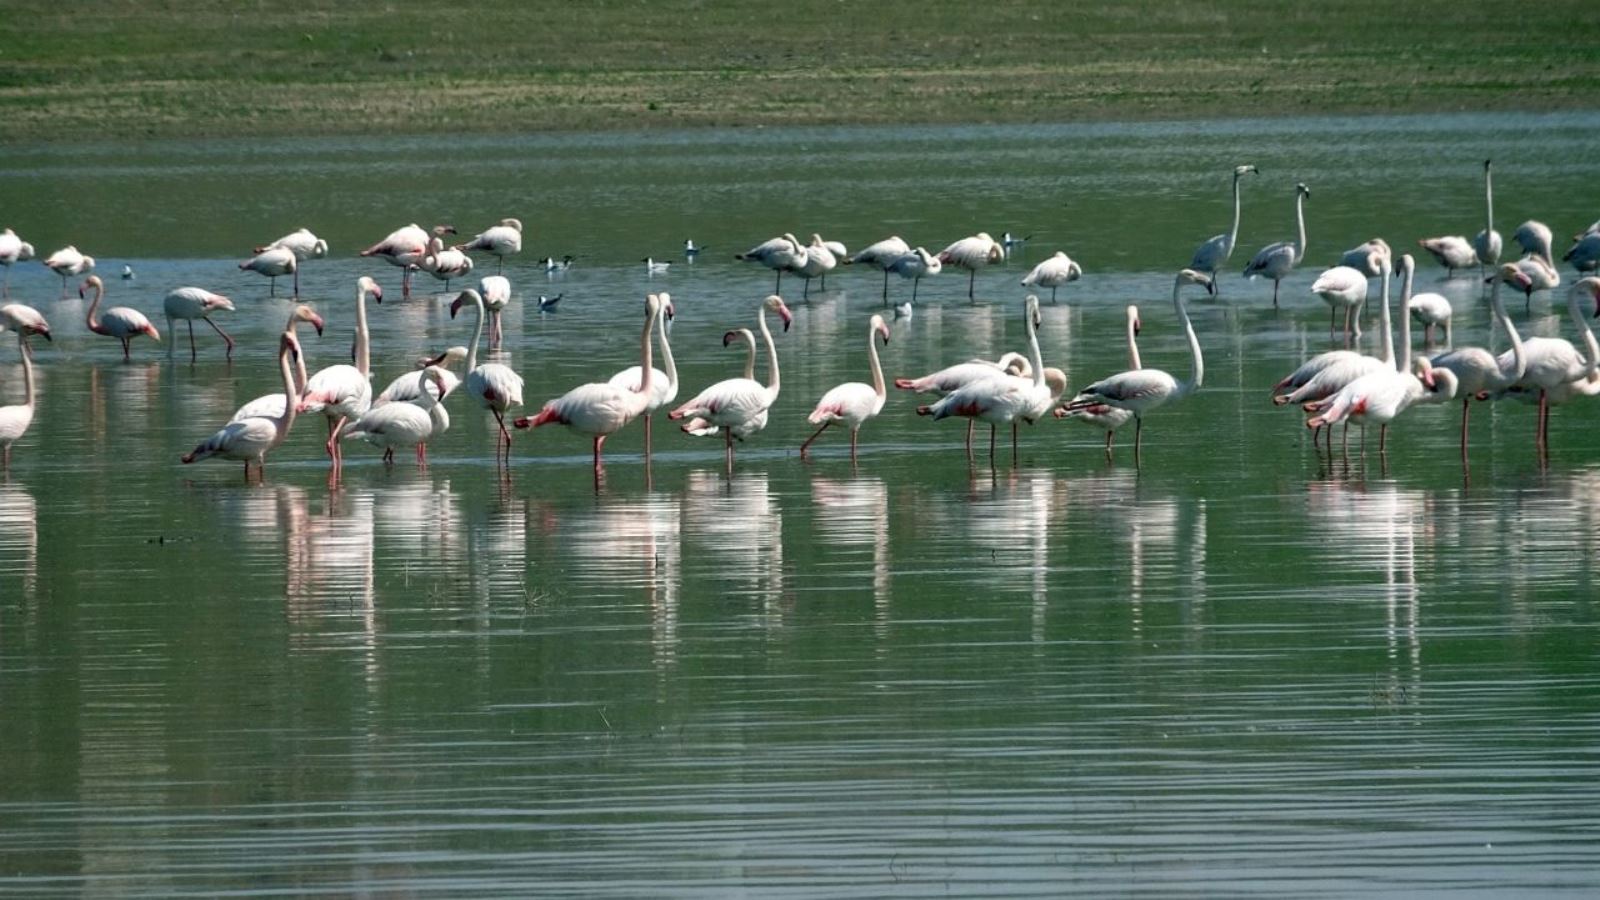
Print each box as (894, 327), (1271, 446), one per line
(2, 0), (1596, 142)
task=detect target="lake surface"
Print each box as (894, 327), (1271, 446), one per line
(3, 113), (1600, 896)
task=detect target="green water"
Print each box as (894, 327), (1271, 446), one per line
(2, 113), (1600, 896)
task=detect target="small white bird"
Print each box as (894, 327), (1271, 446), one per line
(1019, 251), (1083, 303)
(538, 293), (562, 312)
(684, 239), (702, 261)
(643, 257), (671, 274)
(542, 255), (574, 273)
(1001, 232), (1032, 255)
(121, 264), (134, 281)
(894, 301), (913, 321)
(43, 246), (94, 299)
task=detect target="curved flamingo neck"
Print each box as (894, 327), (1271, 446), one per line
(758, 306), (780, 397)
(656, 311), (677, 395)
(1292, 191), (1308, 264)
(738, 331), (757, 379)
(1126, 307), (1142, 369)
(1484, 165), (1495, 235)
(1489, 276), (1525, 387)
(867, 323), (886, 398)
(465, 293), (485, 371)
(84, 281), (107, 335)
(417, 368), (444, 411)
(636, 302), (656, 397)
(1024, 302), (1044, 389)
(1376, 260), (1394, 367)
(1226, 172), (1244, 255)
(274, 340), (298, 434)
(354, 284), (372, 375)
(1397, 263), (1414, 374)
(1174, 280), (1203, 393)
(1564, 285), (1599, 378)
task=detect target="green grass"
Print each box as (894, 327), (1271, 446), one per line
(1, 0), (1596, 141)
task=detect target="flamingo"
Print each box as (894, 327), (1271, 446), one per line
(517, 293), (665, 478)
(846, 235), (910, 304)
(1020, 251), (1083, 304)
(231, 305), (325, 422)
(43, 246), (93, 299)
(1430, 265), (1527, 457)
(668, 294), (793, 471)
(1508, 252), (1561, 310)
(918, 295), (1055, 462)
(894, 351), (1032, 452)
(182, 332), (302, 482)
(298, 276), (382, 471)
(1242, 182), (1310, 307)
(0, 329), (40, 468)
(239, 246), (297, 298)
(362, 223), (455, 298)
(163, 287), (236, 361)
(455, 218), (523, 273)
(374, 346), (467, 407)
(679, 328), (768, 442)
(789, 234), (836, 298)
(1408, 290), (1453, 346)
(1310, 266), (1368, 341)
(255, 228), (328, 296)
(0, 304), (51, 343)
(477, 275), (513, 348)
(607, 293), (678, 458)
(737, 233), (805, 293)
(818, 237), (848, 288)
(1056, 304), (1140, 458)
(0, 229), (35, 298)
(1496, 277), (1600, 453)
(938, 232), (1004, 301)
(449, 287), (525, 463)
(1418, 236), (1477, 277)
(80, 276), (159, 360)
(1564, 231), (1600, 273)
(1514, 220), (1555, 265)
(1474, 159), (1503, 271)
(886, 247), (942, 302)
(1189, 164), (1258, 291)
(341, 366), (453, 467)
(1339, 238), (1391, 278)
(1062, 270), (1212, 462)
(800, 314), (891, 461)
(418, 236), (473, 292)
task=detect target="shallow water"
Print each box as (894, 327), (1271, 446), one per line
(3, 113), (1600, 896)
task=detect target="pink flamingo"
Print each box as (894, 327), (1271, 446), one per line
(450, 287), (525, 464)
(1056, 304), (1140, 458)
(361, 224), (455, 298)
(479, 275), (512, 348)
(231, 305), (325, 423)
(0, 229), (35, 298)
(737, 234), (805, 294)
(0, 328), (41, 468)
(181, 332), (302, 482)
(163, 287), (236, 361)
(607, 293), (678, 458)
(680, 328), (768, 442)
(239, 246), (298, 298)
(81, 276), (159, 360)
(938, 232), (1004, 300)
(419, 236), (473, 293)
(1242, 183), (1310, 307)
(43, 246), (94, 299)
(668, 294), (793, 471)
(455, 218), (523, 274)
(1020, 251), (1084, 304)
(800, 314), (891, 461)
(1497, 276), (1600, 453)
(298, 276), (381, 471)
(918, 294), (1055, 461)
(1429, 265), (1526, 458)
(341, 366), (453, 467)
(894, 351), (1032, 452)
(846, 236), (911, 304)
(0, 304), (51, 343)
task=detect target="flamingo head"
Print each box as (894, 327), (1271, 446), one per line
(450, 289), (477, 319)
(1024, 294), (1042, 329)
(310, 238), (329, 259)
(1235, 164), (1259, 177)
(1127, 305), (1142, 336)
(1296, 182), (1311, 198)
(292, 305), (325, 336)
(1495, 264), (1532, 293)
(423, 365), (451, 400)
(144, 323), (161, 342)
(18, 242), (34, 261)
(1397, 252), (1415, 277)
(764, 294), (793, 332)
(660, 293), (675, 322)
(207, 295), (236, 313)
(722, 330), (740, 348)
(870, 314), (890, 346)
(1043, 368), (1068, 402)
(1411, 356), (1436, 389)
(78, 275), (103, 298)
(501, 217), (523, 232)
(1178, 269), (1215, 295)
(419, 346), (470, 369)
(432, 224), (457, 237)
(357, 275), (382, 303)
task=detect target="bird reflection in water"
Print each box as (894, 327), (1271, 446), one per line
(682, 469), (786, 625)
(810, 475), (890, 632)
(558, 491), (682, 672)
(0, 482), (38, 605)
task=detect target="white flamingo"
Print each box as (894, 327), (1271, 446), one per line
(362, 223), (455, 298)
(181, 331), (302, 481)
(298, 276), (382, 470)
(342, 366), (453, 467)
(231, 305), (325, 422)
(0, 328), (41, 468)
(886, 247), (942, 302)
(478, 275), (513, 348)
(789, 233), (837, 298)
(1564, 231), (1600, 273)
(419, 236), (473, 292)
(0, 229), (35, 298)
(43, 246), (93, 299)
(1062, 270), (1212, 461)
(606, 293), (678, 458)
(1408, 290), (1452, 346)
(80, 276), (159, 360)
(255, 228), (328, 296)
(1507, 252), (1561, 309)
(737, 233), (805, 293)
(1417, 236), (1477, 277)
(938, 232), (1004, 301)
(518, 293), (665, 478)
(1430, 265), (1527, 456)
(239, 246), (297, 298)
(1242, 182), (1310, 307)
(1189, 164), (1258, 290)
(680, 327), (769, 441)
(846, 236), (911, 304)
(1497, 276), (1600, 452)
(450, 287), (525, 463)
(1056, 304), (1141, 457)
(1514, 220), (1555, 265)
(918, 295), (1055, 462)
(374, 346), (467, 407)
(668, 294), (793, 470)
(163, 287), (236, 361)
(1339, 238), (1391, 277)
(1020, 251), (1083, 303)
(1310, 266), (1368, 341)
(455, 218), (523, 273)
(0, 304), (51, 342)
(800, 314), (891, 461)
(1474, 159), (1503, 271)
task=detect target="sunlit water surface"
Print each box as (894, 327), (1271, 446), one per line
(2, 113), (1600, 896)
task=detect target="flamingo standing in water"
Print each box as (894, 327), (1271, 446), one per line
(239, 246), (297, 298)
(668, 294), (793, 471)
(680, 328), (768, 442)
(1020, 251), (1083, 303)
(1418, 235), (1476, 277)
(847, 236), (911, 304)
(362, 224), (455, 298)
(450, 287), (525, 463)
(1430, 265), (1527, 458)
(800, 314), (891, 461)
(0, 328), (41, 468)
(938, 232), (1004, 301)
(737, 234), (805, 293)
(1242, 182), (1310, 307)
(1311, 266), (1368, 341)
(255, 228), (328, 296)
(231, 305), (325, 422)
(518, 293), (665, 479)
(163, 287), (236, 361)
(1496, 276), (1600, 453)
(895, 351), (1032, 452)
(298, 276), (382, 471)
(479, 275), (513, 349)
(43, 246), (93, 299)
(887, 247), (942, 303)
(918, 295), (1054, 462)
(418, 236), (473, 293)
(455, 218), (523, 274)
(1189, 164), (1258, 292)
(374, 346), (467, 407)
(81, 276), (159, 360)
(341, 366), (453, 467)
(0, 229), (35, 298)
(1057, 304), (1141, 458)
(607, 293), (678, 459)
(788, 234), (837, 298)
(182, 332), (302, 482)
(1062, 270), (1212, 462)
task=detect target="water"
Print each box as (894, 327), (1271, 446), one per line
(3, 113), (1600, 896)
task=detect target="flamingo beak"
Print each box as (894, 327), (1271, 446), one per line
(371, 285), (383, 304)
(666, 302), (676, 321)
(722, 330), (737, 347)
(779, 307), (793, 332)
(1134, 318), (1142, 336)
(449, 296), (462, 319)
(311, 315), (325, 336)
(36, 328), (51, 342)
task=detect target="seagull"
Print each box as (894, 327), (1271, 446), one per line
(1001, 232), (1032, 256)
(684, 239), (703, 261)
(121, 264), (134, 281)
(538, 293), (562, 312)
(643, 257), (671, 274)
(542, 255), (574, 273)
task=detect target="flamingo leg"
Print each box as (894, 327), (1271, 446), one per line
(204, 317), (235, 359)
(417, 442), (426, 468)
(1011, 420), (1019, 464)
(912, 278), (920, 302)
(964, 419), (974, 453)
(492, 409), (511, 461)
(1272, 279), (1281, 308)
(850, 428), (859, 463)
(724, 428), (734, 474)
(774, 270), (782, 294)
(1379, 424), (1388, 455)
(644, 413), (653, 461)
(593, 434), (606, 476)
(188, 320), (197, 362)
(881, 269), (890, 305)
(2, 268), (8, 298)
(293, 267), (301, 299)
(59, 273), (68, 300)
(269, 275), (277, 298)
(1104, 430), (1114, 459)
(497, 255), (504, 275)
(121, 338), (131, 361)
(967, 269), (976, 301)
(989, 423), (996, 461)
(383, 447), (394, 466)
(1538, 389), (1549, 450)
(800, 421), (830, 458)
(1460, 398), (1471, 461)
(1134, 415), (1143, 465)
